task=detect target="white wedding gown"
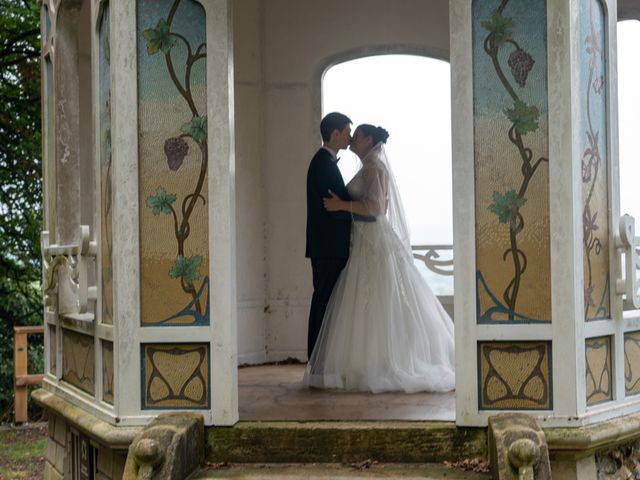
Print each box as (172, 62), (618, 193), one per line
(304, 145), (455, 393)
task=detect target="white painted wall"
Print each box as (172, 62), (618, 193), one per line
(234, 0), (268, 364)
(233, 0), (450, 362)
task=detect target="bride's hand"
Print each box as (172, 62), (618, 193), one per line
(323, 190), (345, 212)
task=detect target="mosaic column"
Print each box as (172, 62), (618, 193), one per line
(452, 0), (623, 427)
(111, 0), (237, 426)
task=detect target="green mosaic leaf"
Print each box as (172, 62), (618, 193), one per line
(504, 100), (539, 136)
(143, 19), (176, 55)
(169, 255), (202, 284)
(488, 190), (527, 224)
(181, 116), (207, 142)
(481, 11), (513, 47)
(146, 186), (176, 215)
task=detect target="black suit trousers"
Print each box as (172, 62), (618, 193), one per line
(308, 257), (348, 358)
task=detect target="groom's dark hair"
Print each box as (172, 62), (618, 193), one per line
(320, 112), (352, 142)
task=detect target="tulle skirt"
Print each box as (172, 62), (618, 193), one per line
(304, 218), (455, 393)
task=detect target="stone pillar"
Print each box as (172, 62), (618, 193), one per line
(111, 0), (237, 426)
(39, 0), (237, 439)
(452, 0), (626, 428)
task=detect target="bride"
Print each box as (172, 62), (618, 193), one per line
(303, 124), (455, 393)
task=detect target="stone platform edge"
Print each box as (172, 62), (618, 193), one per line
(32, 388), (139, 449)
(206, 421), (488, 463)
(544, 411), (640, 460)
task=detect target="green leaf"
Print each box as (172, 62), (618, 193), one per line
(488, 190), (527, 224)
(143, 19), (176, 55)
(481, 11), (513, 46)
(504, 100), (540, 136)
(146, 186), (176, 215)
(169, 255), (203, 284)
(181, 116), (207, 142)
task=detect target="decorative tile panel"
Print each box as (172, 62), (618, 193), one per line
(625, 332), (640, 396)
(580, 0), (610, 321)
(137, 0), (210, 326)
(478, 341), (552, 410)
(42, 4), (51, 42)
(62, 330), (95, 395)
(99, 2), (113, 325)
(49, 325), (56, 375)
(141, 343), (210, 409)
(44, 56), (56, 236)
(472, 0), (551, 323)
(586, 336), (612, 405)
(102, 340), (114, 405)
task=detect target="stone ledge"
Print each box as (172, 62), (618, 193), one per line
(545, 412), (640, 460)
(207, 421), (487, 463)
(33, 389), (139, 449)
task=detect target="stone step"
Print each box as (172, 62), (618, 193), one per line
(206, 421), (486, 464)
(193, 463), (490, 479)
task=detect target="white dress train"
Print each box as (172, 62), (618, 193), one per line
(304, 145), (455, 393)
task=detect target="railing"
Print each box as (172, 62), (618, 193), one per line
(412, 244), (454, 277)
(13, 326), (44, 424)
(41, 224), (97, 317)
(616, 214), (640, 311)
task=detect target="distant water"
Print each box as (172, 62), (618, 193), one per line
(413, 257), (454, 297)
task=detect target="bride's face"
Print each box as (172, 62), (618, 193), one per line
(349, 130), (373, 159)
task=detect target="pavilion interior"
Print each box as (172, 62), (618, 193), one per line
(230, 0), (640, 422)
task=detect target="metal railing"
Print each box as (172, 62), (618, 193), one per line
(616, 214), (640, 311)
(412, 244), (454, 277)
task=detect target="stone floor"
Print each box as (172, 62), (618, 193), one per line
(238, 364), (456, 421)
(195, 463), (488, 479)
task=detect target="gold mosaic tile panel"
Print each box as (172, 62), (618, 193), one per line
(102, 340), (114, 405)
(473, 0), (551, 324)
(62, 330), (95, 395)
(142, 343), (209, 409)
(479, 341), (552, 410)
(625, 332), (640, 396)
(580, 0), (610, 321)
(137, 0), (210, 327)
(99, 3), (113, 326)
(586, 336), (612, 405)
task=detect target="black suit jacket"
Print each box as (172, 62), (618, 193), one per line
(305, 148), (352, 259)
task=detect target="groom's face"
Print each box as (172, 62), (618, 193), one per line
(336, 125), (352, 150)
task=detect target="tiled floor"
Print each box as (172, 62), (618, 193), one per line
(238, 364), (456, 422)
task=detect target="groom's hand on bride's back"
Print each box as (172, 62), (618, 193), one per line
(353, 214), (376, 222)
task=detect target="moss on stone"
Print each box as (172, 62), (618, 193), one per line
(206, 422), (487, 464)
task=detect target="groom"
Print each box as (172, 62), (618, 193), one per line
(305, 112), (353, 359)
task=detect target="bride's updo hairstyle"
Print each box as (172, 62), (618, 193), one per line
(357, 124), (390, 145)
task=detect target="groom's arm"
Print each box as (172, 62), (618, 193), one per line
(315, 161), (351, 221)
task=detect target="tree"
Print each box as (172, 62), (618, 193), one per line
(0, 0), (43, 422)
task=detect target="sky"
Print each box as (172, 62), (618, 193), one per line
(322, 55), (454, 294)
(618, 20), (640, 224)
(323, 23), (640, 248)
(323, 55), (453, 246)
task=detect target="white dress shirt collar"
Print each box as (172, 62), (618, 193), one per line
(321, 146), (338, 162)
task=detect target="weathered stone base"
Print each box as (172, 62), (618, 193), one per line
(207, 421), (488, 464)
(42, 411), (129, 480)
(550, 456), (597, 479)
(34, 390), (137, 480)
(546, 412), (640, 480)
(33, 386), (640, 479)
(122, 413), (204, 480)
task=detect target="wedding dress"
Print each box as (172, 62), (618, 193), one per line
(304, 143), (455, 393)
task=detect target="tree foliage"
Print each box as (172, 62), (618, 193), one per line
(0, 0), (43, 423)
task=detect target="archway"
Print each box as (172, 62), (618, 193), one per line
(322, 54), (454, 302)
(237, 52), (456, 422)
